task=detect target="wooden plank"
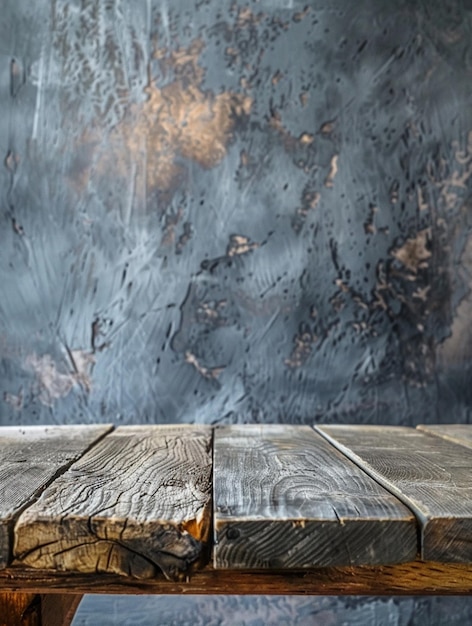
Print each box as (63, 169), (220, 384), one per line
(2, 561), (472, 595)
(214, 425), (417, 569)
(317, 425), (472, 562)
(14, 426), (212, 581)
(0, 426), (112, 569)
(417, 424), (472, 450)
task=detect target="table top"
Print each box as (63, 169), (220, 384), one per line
(1, 423), (472, 594)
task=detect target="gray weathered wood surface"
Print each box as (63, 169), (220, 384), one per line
(417, 424), (472, 450)
(0, 425), (111, 569)
(214, 425), (417, 569)
(317, 425), (472, 562)
(14, 426), (212, 581)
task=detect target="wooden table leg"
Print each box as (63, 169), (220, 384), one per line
(40, 595), (83, 626)
(0, 593), (83, 626)
(0, 593), (41, 626)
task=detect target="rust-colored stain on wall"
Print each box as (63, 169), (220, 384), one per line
(74, 39), (251, 202)
(127, 39), (251, 196)
(392, 229), (432, 274)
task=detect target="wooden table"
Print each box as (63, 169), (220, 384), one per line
(2, 423), (472, 625)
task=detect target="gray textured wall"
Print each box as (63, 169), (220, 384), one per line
(2, 0), (472, 623)
(72, 595), (472, 626)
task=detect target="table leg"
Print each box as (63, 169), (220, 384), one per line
(0, 593), (41, 625)
(0, 593), (83, 626)
(40, 595), (83, 626)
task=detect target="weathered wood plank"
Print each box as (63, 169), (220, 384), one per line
(2, 561), (472, 596)
(14, 426), (212, 581)
(214, 425), (417, 569)
(417, 424), (472, 450)
(317, 425), (472, 562)
(0, 426), (112, 570)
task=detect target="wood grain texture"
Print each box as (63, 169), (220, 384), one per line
(317, 425), (472, 562)
(0, 592), (81, 626)
(0, 593), (41, 626)
(214, 425), (417, 569)
(0, 426), (112, 570)
(14, 426), (212, 581)
(2, 561), (472, 596)
(417, 424), (472, 450)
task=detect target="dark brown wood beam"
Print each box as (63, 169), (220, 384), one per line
(1, 562), (472, 596)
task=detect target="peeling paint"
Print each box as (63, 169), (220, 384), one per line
(285, 326), (317, 369)
(185, 351), (224, 381)
(438, 234), (472, 368)
(25, 351), (95, 407)
(226, 235), (259, 257)
(3, 390), (23, 411)
(324, 154), (339, 188)
(392, 229), (432, 274)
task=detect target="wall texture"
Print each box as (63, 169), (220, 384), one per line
(2, 0), (472, 623)
(72, 595), (472, 626)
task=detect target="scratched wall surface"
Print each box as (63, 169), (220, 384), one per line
(2, 0), (472, 426)
(2, 0), (472, 624)
(71, 595), (472, 626)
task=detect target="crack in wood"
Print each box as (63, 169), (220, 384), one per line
(12, 426), (212, 581)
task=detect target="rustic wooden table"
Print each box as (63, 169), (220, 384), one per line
(1, 423), (472, 625)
